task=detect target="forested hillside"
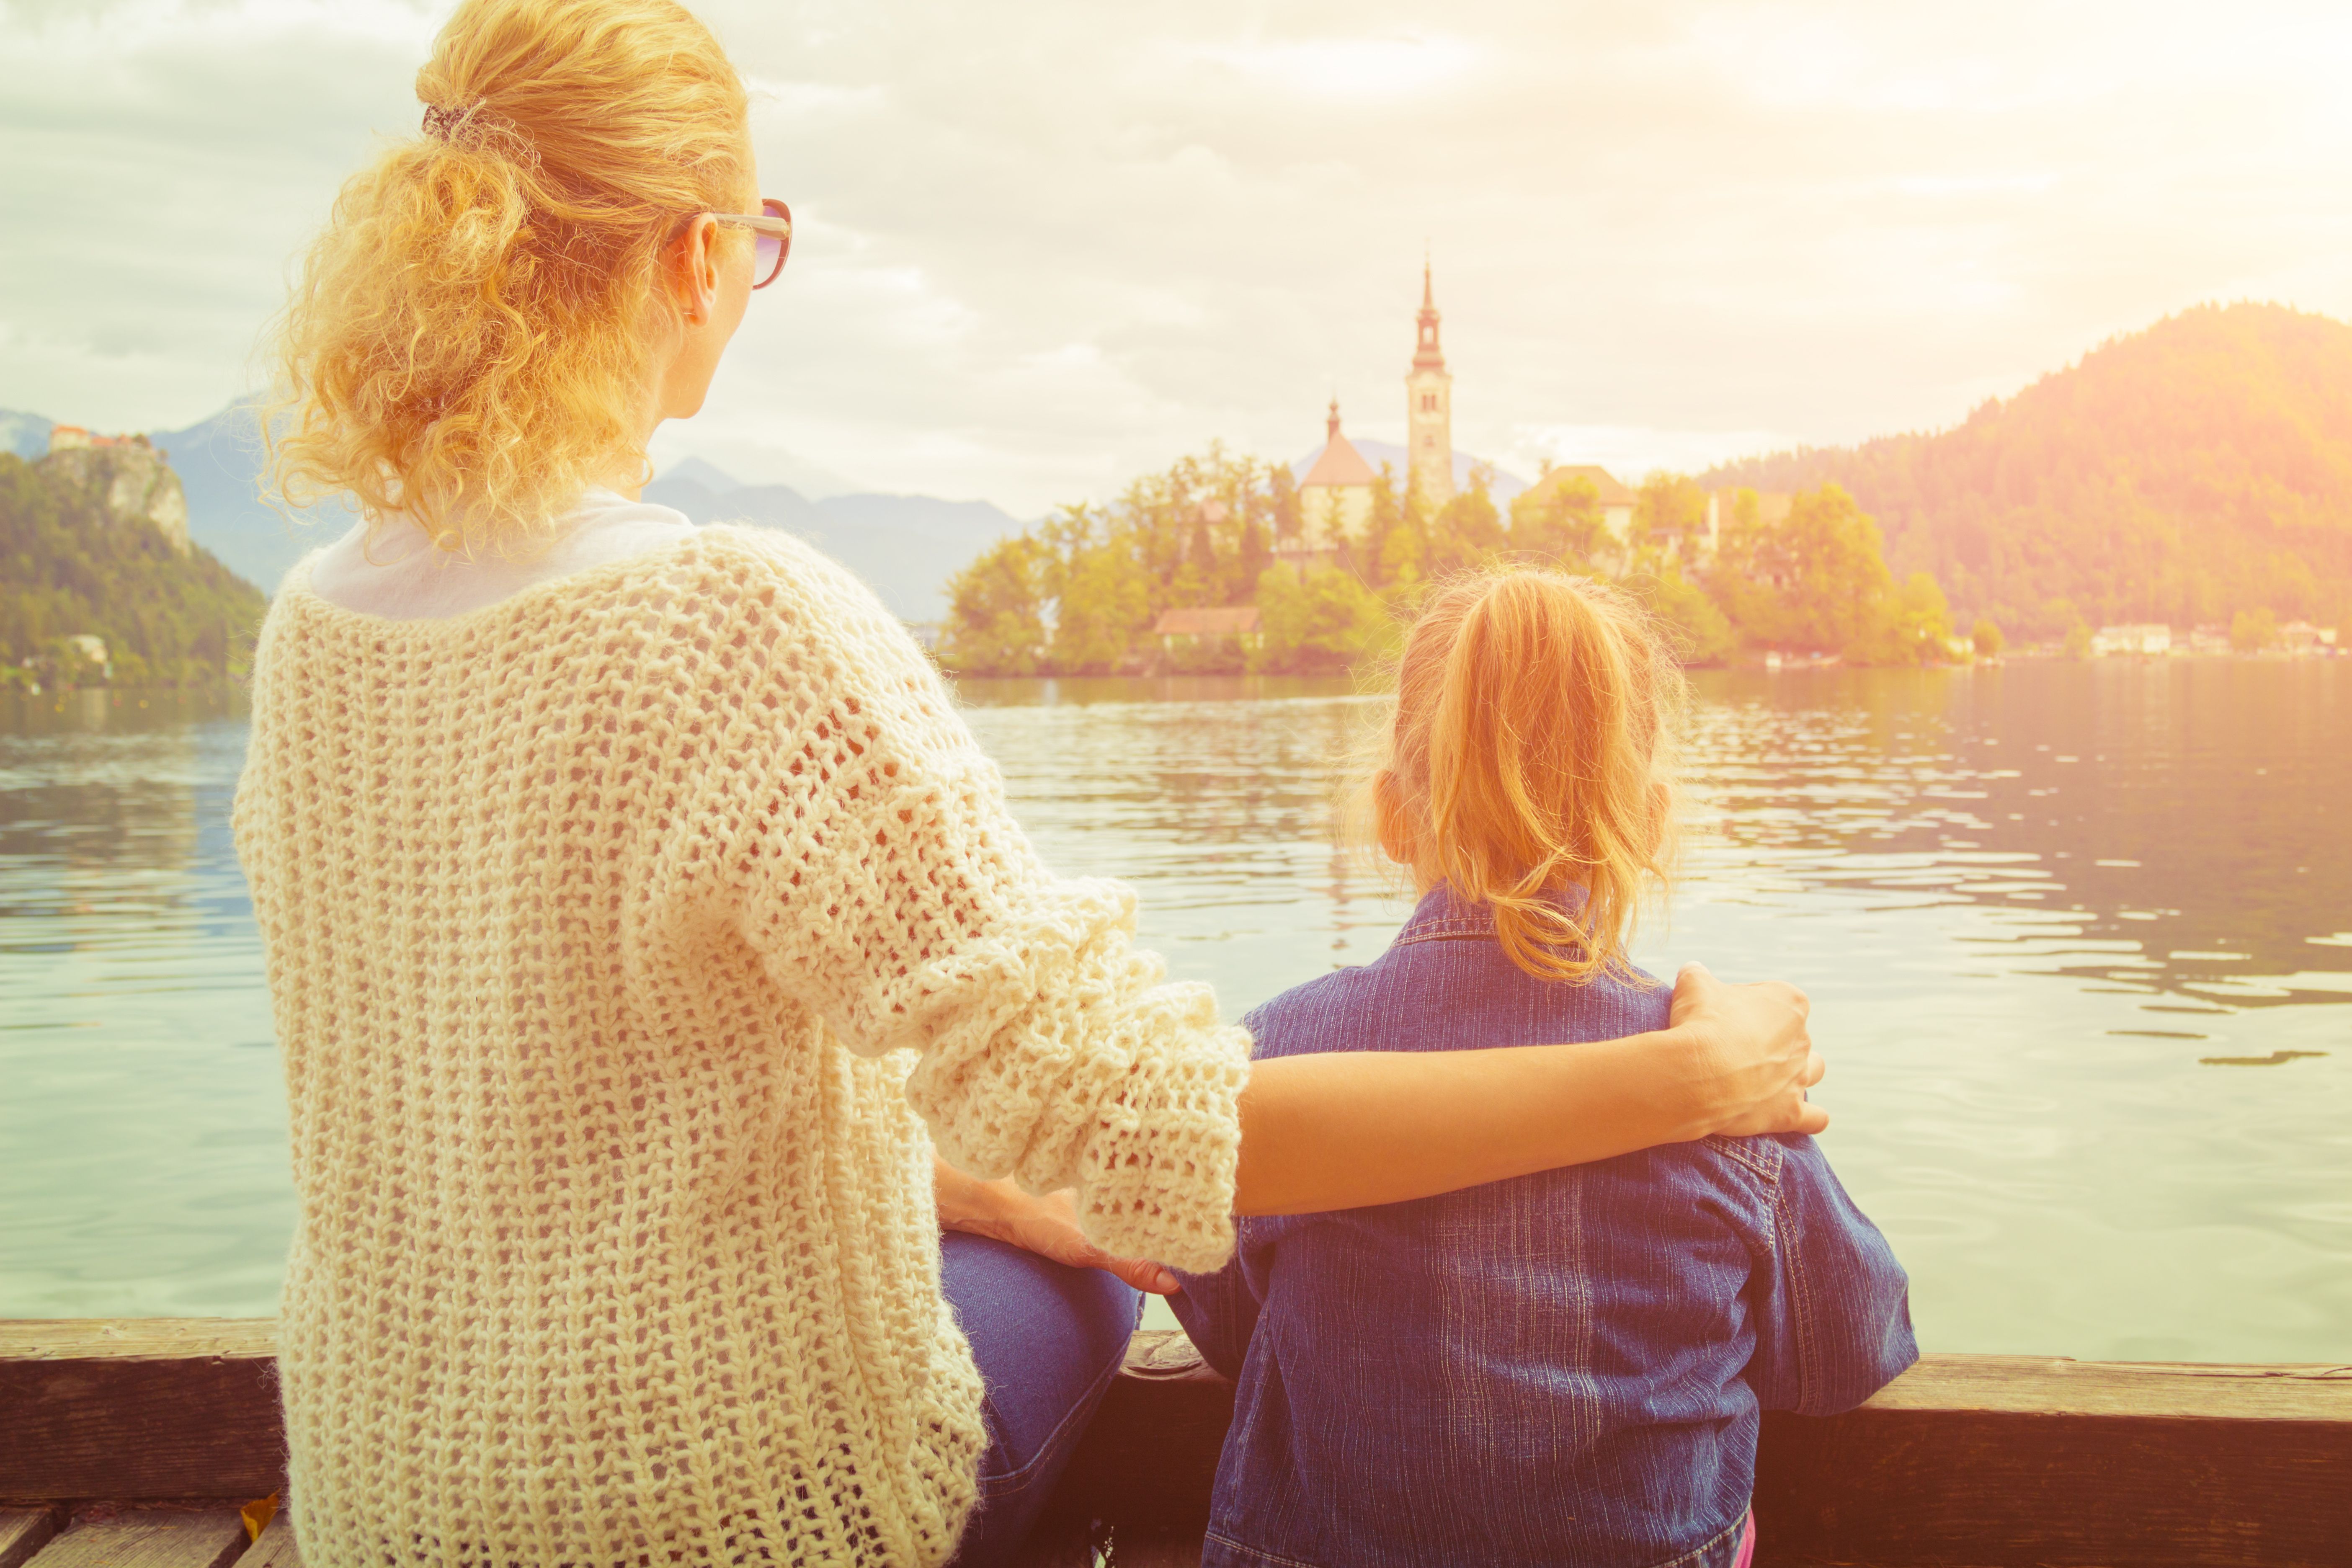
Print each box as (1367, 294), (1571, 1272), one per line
(0, 453), (265, 686)
(1705, 302), (2352, 637)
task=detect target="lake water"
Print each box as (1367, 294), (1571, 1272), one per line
(2, 663), (2347, 1362)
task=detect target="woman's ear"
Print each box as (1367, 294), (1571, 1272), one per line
(669, 215), (721, 327)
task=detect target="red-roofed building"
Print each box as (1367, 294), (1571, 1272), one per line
(1151, 606), (1261, 641)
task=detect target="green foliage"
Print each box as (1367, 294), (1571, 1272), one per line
(1509, 471), (1606, 561)
(934, 444), (1950, 678)
(1703, 302), (2352, 630)
(939, 533), (1050, 676)
(1628, 563), (1737, 665)
(2230, 606), (2279, 652)
(0, 452), (264, 685)
(1710, 482), (1892, 652)
(1635, 473), (1709, 552)
(2063, 621), (2093, 659)
(1844, 572), (1957, 667)
(1256, 564), (1395, 673)
(1971, 617), (2006, 658)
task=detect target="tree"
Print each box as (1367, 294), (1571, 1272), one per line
(1710, 482), (1893, 653)
(2230, 606), (2278, 652)
(1256, 565), (1395, 673)
(1971, 617), (2006, 658)
(1427, 465), (1505, 578)
(1509, 472), (1606, 563)
(1635, 473), (1709, 553)
(1628, 563), (1736, 665)
(939, 535), (1050, 675)
(1846, 572), (1956, 666)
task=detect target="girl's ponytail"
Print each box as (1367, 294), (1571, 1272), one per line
(1363, 570), (1681, 983)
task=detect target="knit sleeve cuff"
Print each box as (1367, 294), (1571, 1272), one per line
(897, 883), (1252, 1274)
(1065, 1009), (1251, 1273)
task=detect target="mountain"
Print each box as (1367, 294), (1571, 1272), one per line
(150, 404), (356, 594)
(1, 409), (54, 460)
(642, 467), (1024, 622)
(1291, 440), (1530, 503)
(656, 455), (747, 494)
(0, 402), (1015, 619)
(1703, 302), (2352, 635)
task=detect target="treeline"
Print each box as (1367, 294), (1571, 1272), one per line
(0, 453), (265, 688)
(940, 446), (1961, 676)
(1705, 302), (2352, 640)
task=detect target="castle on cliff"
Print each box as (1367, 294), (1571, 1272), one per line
(40, 426), (190, 555)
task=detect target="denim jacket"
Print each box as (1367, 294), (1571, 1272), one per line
(1171, 887), (1918, 1568)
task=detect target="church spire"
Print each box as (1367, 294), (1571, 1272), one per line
(1406, 261), (1454, 507)
(1327, 395), (1341, 442)
(1413, 261), (1445, 372)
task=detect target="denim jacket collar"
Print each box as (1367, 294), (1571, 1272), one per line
(1392, 882), (1588, 947)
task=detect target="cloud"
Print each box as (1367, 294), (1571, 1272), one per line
(3, 0), (2347, 515)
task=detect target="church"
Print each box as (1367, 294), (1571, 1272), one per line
(1289, 265), (1455, 564)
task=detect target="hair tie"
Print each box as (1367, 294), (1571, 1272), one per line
(420, 101), (539, 168)
(421, 102), (471, 141)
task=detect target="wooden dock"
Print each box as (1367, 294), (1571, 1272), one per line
(3, 1320), (2347, 1566)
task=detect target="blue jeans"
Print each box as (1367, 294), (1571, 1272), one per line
(941, 1231), (1143, 1568)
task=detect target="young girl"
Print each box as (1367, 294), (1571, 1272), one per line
(1173, 570), (1917, 1568)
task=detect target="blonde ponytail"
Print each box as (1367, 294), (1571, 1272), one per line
(265, 0), (751, 560)
(1357, 570), (1682, 983)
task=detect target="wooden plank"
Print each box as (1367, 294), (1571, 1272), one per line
(1104, 1527), (1204, 1568)
(229, 1516), (299, 1568)
(0, 1511), (64, 1568)
(1044, 1332), (2352, 1568)
(4, 1320), (2348, 1566)
(0, 1322), (283, 1500)
(25, 1511), (248, 1568)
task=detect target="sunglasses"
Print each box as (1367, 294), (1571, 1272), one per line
(710, 198), (793, 289)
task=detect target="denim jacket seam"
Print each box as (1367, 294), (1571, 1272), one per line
(1638, 1511), (1749, 1568)
(1704, 1133), (1784, 1185)
(1777, 1170), (1819, 1414)
(1202, 1529), (1326, 1568)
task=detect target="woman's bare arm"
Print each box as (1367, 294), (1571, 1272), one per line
(1230, 962), (1821, 1215)
(941, 962), (1823, 1276)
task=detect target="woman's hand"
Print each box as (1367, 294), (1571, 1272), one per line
(1668, 961), (1828, 1138)
(935, 1158), (1180, 1295)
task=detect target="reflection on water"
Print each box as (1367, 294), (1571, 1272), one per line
(1, 666), (2346, 1361)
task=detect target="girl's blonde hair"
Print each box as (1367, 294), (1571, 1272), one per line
(266, 0), (751, 559)
(1357, 569), (1682, 984)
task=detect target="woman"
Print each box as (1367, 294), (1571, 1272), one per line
(237, 3), (1826, 1565)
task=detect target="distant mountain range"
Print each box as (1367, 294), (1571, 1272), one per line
(0, 403), (1024, 623)
(640, 464), (1024, 622)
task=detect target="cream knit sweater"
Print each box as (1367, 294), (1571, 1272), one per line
(232, 524), (1251, 1567)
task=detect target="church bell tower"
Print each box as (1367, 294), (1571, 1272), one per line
(1406, 261), (1454, 509)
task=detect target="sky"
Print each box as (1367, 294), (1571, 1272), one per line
(2, 0), (2348, 515)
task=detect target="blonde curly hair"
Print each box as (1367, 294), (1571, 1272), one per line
(266, 0), (752, 560)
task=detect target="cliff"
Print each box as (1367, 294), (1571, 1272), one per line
(36, 435), (191, 555)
